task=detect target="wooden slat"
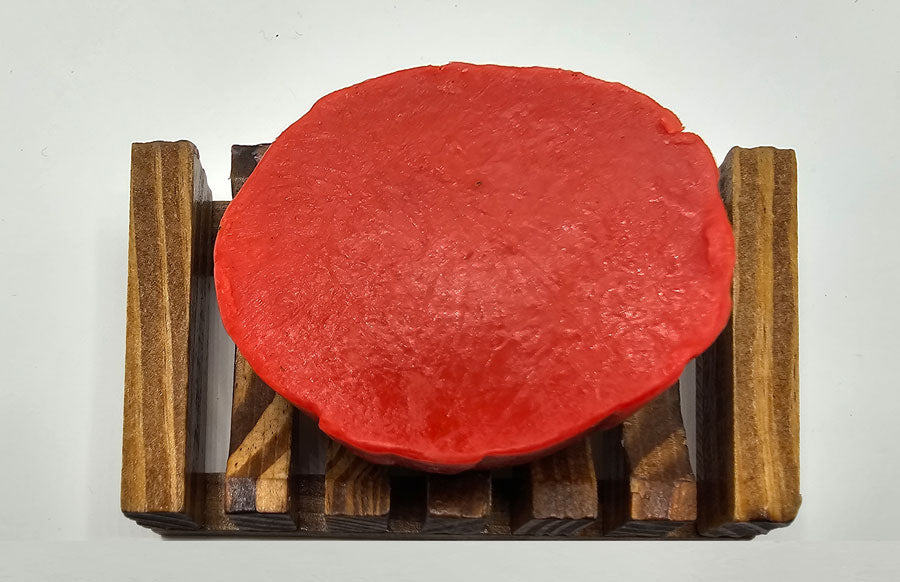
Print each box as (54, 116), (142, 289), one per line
(601, 382), (697, 537)
(212, 200), (229, 235)
(510, 439), (598, 536)
(696, 146), (801, 537)
(121, 141), (211, 529)
(230, 143), (270, 197)
(223, 144), (296, 531)
(485, 478), (514, 536)
(424, 471), (491, 534)
(324, 442), (391, 533)
(387, 477), (427, 534)
(224, 352), (296, 530)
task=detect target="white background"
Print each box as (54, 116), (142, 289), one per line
(2, 0), (899, 579)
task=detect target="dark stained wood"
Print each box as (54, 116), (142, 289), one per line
(230, 143), (270, 197)
(387, 477), (426, 534)
(324, 441), (391, 533)
(222, 144), (296, 531)
(511, 439), (598, 536)
(212, 141), (270, 236)
(485, 478), (514, 536)
(424, 472), (491, 534)
(696, 147), (801, 538)
(601, 382), (697, 537)
(121, 141), (211, 529)
(212, 200), (229, 235)
(151, 473), (706, 539)
(200, 473), (239, 533)
(295, 474), (328, 533)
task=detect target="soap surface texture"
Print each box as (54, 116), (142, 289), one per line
(214, 63), (734, 472)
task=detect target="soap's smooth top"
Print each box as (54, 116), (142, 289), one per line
(215, 63), (734, 472)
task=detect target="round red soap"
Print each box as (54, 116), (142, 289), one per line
(214, 63), (734, 472)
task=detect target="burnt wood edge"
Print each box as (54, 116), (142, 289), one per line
(150, 473), (725, 539)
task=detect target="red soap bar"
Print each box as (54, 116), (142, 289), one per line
(215, 63), (734, 472)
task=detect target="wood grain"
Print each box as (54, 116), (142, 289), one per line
(696, 146), (801, 537)
(223, 144), (296, 531)
(601, 382), (697, 537)
(324, 441), (391, 533)
(121, 141), (211, 529)
(511, 439), (598, 536)
(224, 351), (296, 530)
(424, 472), (491, 534)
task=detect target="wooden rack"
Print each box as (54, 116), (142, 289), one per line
(121, 141), (799, 539)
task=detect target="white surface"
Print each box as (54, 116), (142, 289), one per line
(2, 0), (899, 579)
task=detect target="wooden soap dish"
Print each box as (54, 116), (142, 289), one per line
(121, 141), (799, 539)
